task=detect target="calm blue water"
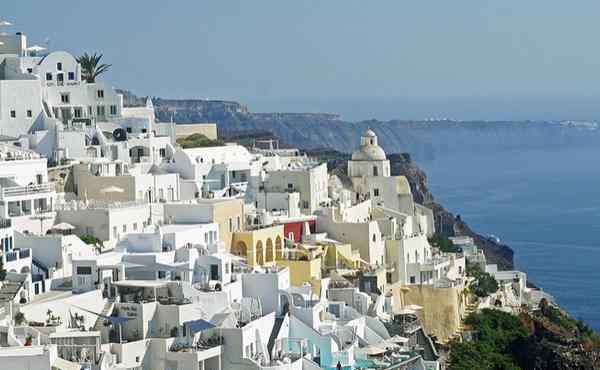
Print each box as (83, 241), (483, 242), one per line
(418, 147), (600, 331)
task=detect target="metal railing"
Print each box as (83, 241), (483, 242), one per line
(4, 248), (32, 262)
(1, 183), (55, 198)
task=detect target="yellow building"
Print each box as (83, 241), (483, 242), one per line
(231, 225), (284, 266)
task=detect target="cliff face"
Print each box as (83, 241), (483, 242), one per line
(387, 153), (515, 270)
(138, 93), (600, 162)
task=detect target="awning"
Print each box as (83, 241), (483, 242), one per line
(184, 319), (216, 334)
(389, 335), (409, 344)
(53, 357), (81, 370)
(359, 345), (387, 355)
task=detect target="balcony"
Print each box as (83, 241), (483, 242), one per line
(1, 183), (55, 199)
(0, 219), (11, 229)
(4, 248), (31, 263)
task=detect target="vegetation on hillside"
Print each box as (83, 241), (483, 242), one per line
(428, 233), (461, 253)
(466, 261), (499, 298)
(449, 309), (528, 370)
(76, 53), (111, 83)
(176, 133), (224, 149)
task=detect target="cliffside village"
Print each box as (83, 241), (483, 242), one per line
(0, 28), (553, 370)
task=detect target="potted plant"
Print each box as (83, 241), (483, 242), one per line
(14, 312), (25, 326)
(24, 335), (32, 346)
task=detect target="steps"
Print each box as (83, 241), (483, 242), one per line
(0, 281), (23, 303)
(92, 302), (114, 331)
(267, 316), (285, 356)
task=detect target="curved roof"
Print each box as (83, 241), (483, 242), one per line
(351, 145), (386, 161)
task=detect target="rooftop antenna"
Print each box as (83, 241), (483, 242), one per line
(31, 211), (53, 235)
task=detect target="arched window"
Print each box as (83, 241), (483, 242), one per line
(372, 234), (376, 242)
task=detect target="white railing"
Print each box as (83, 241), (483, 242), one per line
(1, 183), (55, 198)
(56, 199), (148, 211)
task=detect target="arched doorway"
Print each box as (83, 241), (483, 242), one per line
(275, 236), (283, 259)
(255, 241), (264, 266)
(20, 266), (30, 274)
(265, 238), (274, 262)
(232, 241), (247, 258)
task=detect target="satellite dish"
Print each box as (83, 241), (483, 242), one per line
(113, 128), (127, 141)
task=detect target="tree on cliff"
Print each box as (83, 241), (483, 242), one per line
(449, 309), (527, 370)
(77, 53), (111, 83)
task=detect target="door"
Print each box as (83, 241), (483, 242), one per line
(210, 264), (219, 281)
(57, 73), (64, 86)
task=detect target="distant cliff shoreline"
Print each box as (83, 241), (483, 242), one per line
(118, 89), (600, 162)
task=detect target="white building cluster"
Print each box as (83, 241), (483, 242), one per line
(0, 24), (545, 370)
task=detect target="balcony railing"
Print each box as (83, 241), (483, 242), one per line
(0, 219), (11, 229)
(4, 248), (31, 262)
(1, 183), (55, 199)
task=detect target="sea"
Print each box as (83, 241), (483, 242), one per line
(418, 146), (600, 331)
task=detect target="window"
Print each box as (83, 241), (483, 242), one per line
(373, 188), (380, 197)
(10, 110), (15, 118)
(158, 271), (166, 279)
(225, 263), (230, 274)
(97, 89), (104, 98)
(27, 110), (32, 118)
(410, 276), (416, 284)
(46, 73), (52, 81)
(229, 218), (233, 232)
(205, 233), (209, 243)
(88, 106), (93, 116)
(287, 183), (293, 190)
(97, 105), (105, 117)
(372, 234), (376, 242)
(74, 107), (82, 118)
(237, 216), (241, 231)
(110, 105), (117, 115)
(57, 62), (62, 71)
(159, 148), (166, 157)
(68, 72), (75, 80)
(122, 225), (127, 233)
(113, 226), (117, 239)
(373, 166), (378, 176)
(133, 223), (138, 231)
(27, 68), (33, 74)
(126, 127), (132, 133)
(302, 200), (309, 209)
(76, 266), (92, 275)
(60, 93), (70, 104)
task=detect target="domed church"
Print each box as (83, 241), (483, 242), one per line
(348, 129), (390, 178)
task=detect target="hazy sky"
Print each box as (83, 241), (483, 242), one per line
(6, 1), (600, 120)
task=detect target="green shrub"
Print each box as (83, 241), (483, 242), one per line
(428, 233), (461, 253)
(176, 133), (224, 149)
(449, 309), (527, 370)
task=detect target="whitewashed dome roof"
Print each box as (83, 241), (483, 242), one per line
(351, 129), (387, 161)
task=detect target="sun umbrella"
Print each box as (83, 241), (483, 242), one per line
(51, 222), (76, 231)
(100, 185), (124, 194)
(26, 45), (46, 52)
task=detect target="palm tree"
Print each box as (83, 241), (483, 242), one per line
(76, 52), (111, 83)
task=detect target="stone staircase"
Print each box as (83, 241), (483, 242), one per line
(92, 302), (114, 332)
(267, 316), (285, 356)
(0, 281), (23, 303)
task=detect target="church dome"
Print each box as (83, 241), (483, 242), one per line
(351, 129), (387, 161)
